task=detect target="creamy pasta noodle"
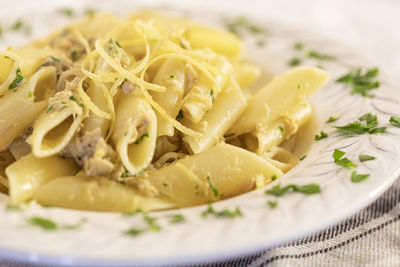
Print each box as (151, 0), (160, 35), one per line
(0, 11), (329, 212)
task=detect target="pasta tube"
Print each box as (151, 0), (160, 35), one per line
(112, 94), (157, 175)
(6, 153), (77, 203)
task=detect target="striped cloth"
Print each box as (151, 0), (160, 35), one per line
(2, 179), (399, 267)
(193, 178), (400, 267)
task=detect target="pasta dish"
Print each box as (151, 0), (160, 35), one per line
(0, 12), (328, 212)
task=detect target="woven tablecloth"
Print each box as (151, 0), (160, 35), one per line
(1, 0), (400, 266)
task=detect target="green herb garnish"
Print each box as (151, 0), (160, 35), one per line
(299, 155), (307, 161)
(84, 8), (96, 16)
(72, 168), (81, 176)
(121, 168), (130, 178)
(314, 131), (328, 141)
(335, 113), (384, 135)
(336, 68), (380, 97)
(351, 171), (370, 183)
(326, 116), (338, 123)
(11, 19), (23, 31)
(169, 74), (175, 78)
(359, 155), (376, 162)
(332, 149), (357, 169)
(69, 95), (77, 102)
(59, 8), (75, 17)
(307, 50), (335, 60)
(6, 204), (20, 211)
(268, 200), (278, 209)
(169, 214), (185, 224)
(271, 175), (277, 181)
(124, 228), (143, 236)
(389, 116), (400, 127)
(265, 183), (321, 196)
(135, 133), (149, 144)
(64, 218), (87, 230)
(50, 56), (60, 62)
(279, 126), (284, 133)
(70, 50), (79, 61)
(8, 67), (24, 90)
(46, 106), (54, 113)
(176, 109), (184, 119)
(223, 133), (235, 138)
(143, 214), (161, 232)
(29, 217), (57, 230)
(207, 176), (219, 198)
(210, 89), (215, 103)
(288, 57), (301, 67)
(163, 182), (169, 187)
(201, 204), (242, 219)
(294, 42), (304, 51)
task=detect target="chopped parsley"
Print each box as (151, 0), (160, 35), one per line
(268, 200), (278, 209)
(335, 113), (385, 135)
(265, 183), (321, 196)
(162, 182), (169, 187)
(124, 228), (143, 236)
(176, 109), (184, 119)
(123, 209), (142, 216)
(121, 168), (131, 178)
(257, 40), (265, 47)
(29, 217), (57, 230)
(46, 106), (54, 113)
(28, 91), (34, 99)
(210, 89), (215, 103)
(169, 74), (175, 78)
(307, 50), (335, 61)
(201, 204), (242, 219)
(299, 155), (307, 161)
(169, 214), (185, 224)
(70, 50), (79, 61)
(135, 133), (149, 144)
(294, 42), (304, 51)
(207, 176), (219, 198)
(223, 133), (235, 138)
(6, 204), (20, 211)
(69, 95), (77, 102)
(72, 168), (81, 176)
(351, 171), (370, 183)
(326, 116), (338, 123)
(336, 68), (380, 97)
(314, 131), (328, 141)
(359, 155), (376, 162)
(50, 56), (60, 62)
(225, 16), (266, 37)
(288, 57), (301, 67)
(85, 8), (96, 16)
(59, 8), (75, 17)
(279, 126), (284, 133)
(8, 67), (24, 90)
(271, 175), (277, 181)
(143, 214), (161, 232)
(64, 218), (87, 230)
(389, 116), (400, 127)
(11, 19), (23, 31)
(332, 149), (357, 169)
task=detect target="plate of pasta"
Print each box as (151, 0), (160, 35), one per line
(1, 1), (400, 266)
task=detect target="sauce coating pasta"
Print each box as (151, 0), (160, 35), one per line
(0, 11), (329, 212)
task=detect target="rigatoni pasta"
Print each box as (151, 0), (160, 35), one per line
(0, 12), (329, 212)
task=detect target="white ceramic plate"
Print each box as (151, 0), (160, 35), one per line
(1, 1), (400, 266)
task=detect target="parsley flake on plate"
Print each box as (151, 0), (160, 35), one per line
(336, 68), (380, 97)
(332, 149), (357, 169)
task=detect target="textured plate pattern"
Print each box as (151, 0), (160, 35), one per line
(0, 1), (399, 266)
